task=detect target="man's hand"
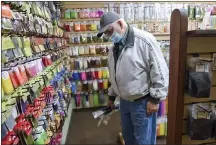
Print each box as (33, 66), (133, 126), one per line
(146, 101), (159, 115)
(107, 100), (115, 110)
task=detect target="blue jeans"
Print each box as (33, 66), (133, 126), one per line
(120, 98), (157, 145)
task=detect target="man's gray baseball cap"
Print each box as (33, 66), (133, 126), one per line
(97, 11), (121, 37)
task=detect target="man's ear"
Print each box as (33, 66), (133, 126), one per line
(118, 20), (123, 29)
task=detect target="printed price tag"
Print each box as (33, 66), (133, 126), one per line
(196, 62), (205, 72)
(197, 110), (208, 119)
(2, 71), (9, 79)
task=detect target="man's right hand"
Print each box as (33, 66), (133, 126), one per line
(107, 100), (115, 110)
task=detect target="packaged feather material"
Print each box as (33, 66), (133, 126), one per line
(92, 104), (120, 127)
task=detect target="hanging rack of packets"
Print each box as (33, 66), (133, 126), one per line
(1, 2), (76, 144)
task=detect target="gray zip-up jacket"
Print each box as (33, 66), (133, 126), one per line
(108, 26), (169, 103)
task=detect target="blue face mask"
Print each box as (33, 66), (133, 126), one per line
(110, 31), (123, 43)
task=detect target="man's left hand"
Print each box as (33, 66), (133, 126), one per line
(146, 101), (159, 115)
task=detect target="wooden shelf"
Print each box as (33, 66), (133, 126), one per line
(187, 30), (216, 37)
(68, 42), (112, 46)
(73, 105), (106, 111)
(184, 87), (216, 104)
(66, 31), (98, 34)
(182, 135), (216, 145)
(70, 53), (108, 58)
(61, 18), (100, 22)
(67, 31), (170, 40)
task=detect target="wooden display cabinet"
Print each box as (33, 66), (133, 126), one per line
(167, 9), (216, 145)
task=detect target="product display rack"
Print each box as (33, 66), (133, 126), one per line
(167, 9), (216, 145)
(1, 2), (79, 144)
(61, 2), (172, 111)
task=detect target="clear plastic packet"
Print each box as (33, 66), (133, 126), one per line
(80, 33), (87, 44)
(74, 34), (80, 44)
(95, 45), (101, 54)
(71, 9), (78, 19)
(83, 58), (88, 69)
(84, 45), (89, 55)
(188, 103), (214, 140)
(72, 46), (79, 56)
(80, 21), (87, 31)
(2, 18), (13, 30)
(98, 8), (104, 18)
(84, 9), (90, 18)
(93, 79), (98, 91)
(79, 9), (85, 18)
(89, 45), (96, 55)
(92, 33), (98, 43)
(187, 57), (213, 98)
(78, 46), (85, 55)
(86, 22), (91, 31)
(87, 33), (92, 43)
(96, 57), (102, 67)
(90, 8), (96, 18)
(74, 22), (81, 31)
(92, 104), (120, 127)
(91, 21), (98, 31)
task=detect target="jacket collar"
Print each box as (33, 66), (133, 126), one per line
(125, 25), (134, 47)
(113, 24), (134, 48)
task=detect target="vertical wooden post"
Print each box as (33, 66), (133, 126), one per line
(166, 9), (188, 145)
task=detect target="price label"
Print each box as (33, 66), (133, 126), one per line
(197, 110), (208, 119)
(2, 71), (9, 79)
(196, 62), (205, 72)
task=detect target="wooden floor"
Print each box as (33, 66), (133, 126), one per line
(66, 109), (166, 144)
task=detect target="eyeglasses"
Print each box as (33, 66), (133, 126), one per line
(104, 25), (114, 36)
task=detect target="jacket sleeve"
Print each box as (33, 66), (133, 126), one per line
(145, 36), (169, 104)
(108, 86), (117, 102)
(107, 54), (117, 102)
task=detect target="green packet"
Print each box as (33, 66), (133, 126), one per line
(2, 36), (15, 50)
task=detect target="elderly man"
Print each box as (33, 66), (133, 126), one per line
(97, 12), (169, 145)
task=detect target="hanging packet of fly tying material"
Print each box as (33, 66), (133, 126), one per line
(22, 37), (33, 57)
(212, 102), (216, 138)
(2, 36), (15, 50)
(2, 69), (14, 95)
(2, 131), (20, 145)
(92, 104), (120, 127)
(188, 104), (214, 140)
(12, 37), (24, 58)
(187, 57), (212, 98)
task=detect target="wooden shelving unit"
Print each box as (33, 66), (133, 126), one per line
(166, 9), (216, 145)
(69, 53), (108, 58)
(67, 42), (112, 46)
(61, 18), (101, 22)
(66, 31), (170, 40)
